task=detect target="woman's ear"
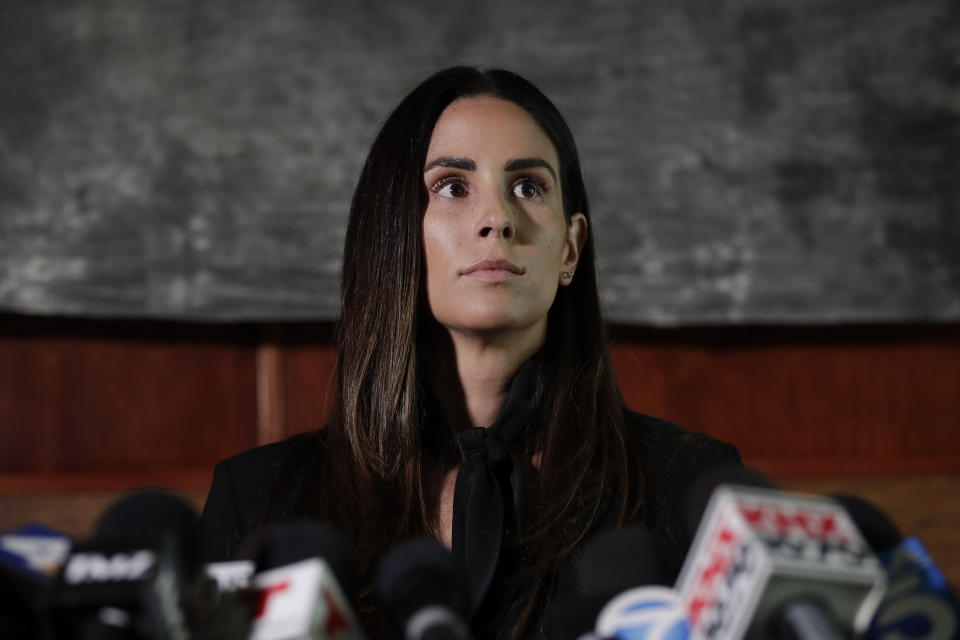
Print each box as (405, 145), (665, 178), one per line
(559, 213), (588, 286)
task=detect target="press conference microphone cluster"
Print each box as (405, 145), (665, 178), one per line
(3, 485), (484, 640)
(833, 495), (960, 640)
(239, 521), (364, 640)
(552, 464), (957, 640)
(676, 465), (888, 640)
(47, 489), (206, 640)
(547, 526), (692, 640)
(547, 527), (677, 640)
(375, 538), (473, 640)
(24, 490), (369, 640)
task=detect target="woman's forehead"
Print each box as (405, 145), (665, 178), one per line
(425, 95), (559, 168)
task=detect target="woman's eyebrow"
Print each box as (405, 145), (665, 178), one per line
(424, 157), (476, 172)
(504, 158), (557, 181)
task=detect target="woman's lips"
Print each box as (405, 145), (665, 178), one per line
(461, 259), (524, 282)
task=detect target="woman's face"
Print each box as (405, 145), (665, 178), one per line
(422, 95), (586, 341)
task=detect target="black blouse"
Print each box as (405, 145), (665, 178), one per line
(200, 410), (741, 637)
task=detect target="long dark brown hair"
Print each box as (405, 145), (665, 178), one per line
(289, 67), (640, 638)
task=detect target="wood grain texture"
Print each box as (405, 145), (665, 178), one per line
(1, 1), (957, 323)
(0, 318), (956, 589)
(0, 316), (260, 472)
(610, 324), (960, 476)
(0, 489), (207, 540)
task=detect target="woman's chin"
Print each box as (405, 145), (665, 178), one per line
(439, 311), (549, 340)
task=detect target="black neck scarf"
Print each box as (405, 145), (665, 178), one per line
(450, 357), (543, 615)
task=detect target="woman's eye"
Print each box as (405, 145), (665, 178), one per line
(512, 177), (545, 200)
(430, 176), (468, 198)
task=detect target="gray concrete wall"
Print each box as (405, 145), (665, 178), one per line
(2, 1), (958, 324)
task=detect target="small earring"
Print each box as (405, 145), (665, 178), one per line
(562, 271), (574, 280)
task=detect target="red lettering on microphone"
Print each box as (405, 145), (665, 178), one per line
(255, 581), (290, 618)
(323, 587), (349, 635)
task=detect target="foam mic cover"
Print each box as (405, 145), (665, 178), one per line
(828, 494), (903, 553)
(1, 549), (54, 638)
(96, 490), (202, 568)
(375, 538), (472, 640)
(1, 524), (72, 637)
(49, 489), (202, 640)
(578, 527), (675, 597)
(547, 527), (671, 640)
(680, 464), (776, 538)
(830, 494), (960, 640)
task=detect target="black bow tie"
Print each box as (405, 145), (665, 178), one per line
(450, 358), (541, 615)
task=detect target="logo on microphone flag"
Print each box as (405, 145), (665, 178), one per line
(595, 586), (692, 640)
(250, 557), (362, 640)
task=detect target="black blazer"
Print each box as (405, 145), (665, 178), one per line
(200, 410), (741, 638)
(200, 410), (742, 569)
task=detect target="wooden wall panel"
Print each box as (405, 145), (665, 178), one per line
(279, 341), (337, 436)
(2, 318), (957, 484)
(0, 316), (260, 474)
(0, 318), (958, 587)
(609, 325), (960, 476)
(262, 323), (338, 439)
(273, 324), (960, 477)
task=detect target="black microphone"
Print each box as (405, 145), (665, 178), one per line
(241, 520), (364, 639)
(830, 494), (960, 640)
(1, 544), (56, 638)
(679, 464), (777, 539)
(48, 489), (203, 640)
(547, 526), (675, 640)
(674, 465), (885, 640)
(375, 538), (472, 640)
(828, 495), (902, 555)
(578, 526), (676, 597)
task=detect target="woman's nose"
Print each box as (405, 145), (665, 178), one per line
(479, 221), (514, 239)
(477, 194), (516, 240)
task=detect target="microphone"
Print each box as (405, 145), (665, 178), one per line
(1, 524), (72, 576)
(203, 560), (254, 593)
(547, 527), (677, 640)
(832, 495), (960, 640)
(593, 586), (692, 640)
(375, 537), (472, 640)
(47, 489), (204, 640)
(1, 525), (70, 639)
(674, 465), (886, 640)
(243, 520), (364, 640)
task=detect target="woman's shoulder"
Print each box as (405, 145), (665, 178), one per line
(622, 408), (742, 481)
(616, 409), (743, 578)
(200, 430), (323, 561)
(215, 430), (321, 478)
(621, 408), (743, 533)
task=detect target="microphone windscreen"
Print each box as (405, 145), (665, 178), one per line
(681, 464), (776, 535)
(577, 526), (673, 597)
(0, 556), (50, 633)
(830, 494), (903, 553)
(95, 489), (201, 569)
(375, 538), (470, 623)
(242, 521), (358, 599)
(546, 592), (614, 640)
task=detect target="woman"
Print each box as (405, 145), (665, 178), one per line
(201, 66), (740, 639)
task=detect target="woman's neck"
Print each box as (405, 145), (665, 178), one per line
(428, 326), (544, 430)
